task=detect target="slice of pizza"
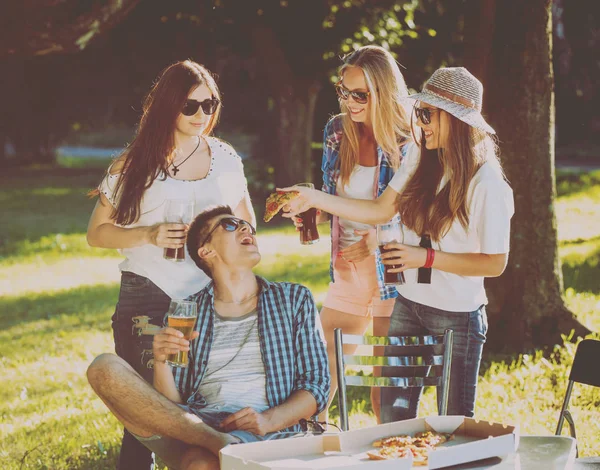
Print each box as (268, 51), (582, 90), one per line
(373, 435), (412, 448)
(408, 446), (430, 467)
(366, 445), (411, 461)
(414, 431), (453, 447)
(263, 190), (299, 222)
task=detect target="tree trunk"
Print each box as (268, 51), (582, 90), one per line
(275, 80), (320, 187)
(464, 0), (590, 352)
(250, 24), (321, 187)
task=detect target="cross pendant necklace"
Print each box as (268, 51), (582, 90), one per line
(171, 139), (201, 176)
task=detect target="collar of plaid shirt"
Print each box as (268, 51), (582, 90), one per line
(172, 276), (330, 435)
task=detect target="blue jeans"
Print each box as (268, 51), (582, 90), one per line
(112, 271), (172, 470)
(380, 294), (488, 422)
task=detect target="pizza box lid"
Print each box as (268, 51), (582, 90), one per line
(220, 416), (518, 470)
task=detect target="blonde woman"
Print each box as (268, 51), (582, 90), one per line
(283, 67), (514, 421)
(292, 45), (411, 423)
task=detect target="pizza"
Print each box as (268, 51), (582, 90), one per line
(366, 431), (453, 466)
(263, 190), (299, 222)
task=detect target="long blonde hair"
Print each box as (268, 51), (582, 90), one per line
(337, 46), (411, 187)
(397, 112), (503, 241)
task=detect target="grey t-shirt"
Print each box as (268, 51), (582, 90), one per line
(197, 309), (269, 412)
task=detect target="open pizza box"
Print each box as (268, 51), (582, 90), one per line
(220, 416), (519, 470)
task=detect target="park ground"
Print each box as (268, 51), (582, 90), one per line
(0, 156), (599, 469)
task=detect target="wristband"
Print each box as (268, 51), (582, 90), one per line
(424, 248), (435, 268)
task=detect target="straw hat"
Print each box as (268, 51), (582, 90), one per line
(408, 67), (495, 134)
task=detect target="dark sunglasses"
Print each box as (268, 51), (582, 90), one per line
(414, 107), (437, 125)
(335, 83), (370, 105)
(200, 217), (256, 246)
(418, 234), (432, 284)
(181, 98), (220, 116)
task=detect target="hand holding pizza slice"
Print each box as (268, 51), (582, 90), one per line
(263, 190), (300, 222)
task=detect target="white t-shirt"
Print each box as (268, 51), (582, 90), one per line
(99, 137), (248, 299)
(388, 147), (514, 312)
(337, 165), (377, 249)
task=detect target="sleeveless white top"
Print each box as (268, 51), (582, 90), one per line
(337, 165), (377, 249)
(99, 137), (248, 299)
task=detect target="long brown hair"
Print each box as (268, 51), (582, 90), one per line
(396, 111), (502, 241)
(337, 46), (410, 186)
(103, 60), (221, 226)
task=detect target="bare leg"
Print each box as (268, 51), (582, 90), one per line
(179, 447), (220, 470)
(318, 307), (371, 423)
(370, 316), (391, 423)
(86, 353), (238, 457)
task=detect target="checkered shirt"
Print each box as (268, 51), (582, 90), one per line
(173, 277), (330, 435)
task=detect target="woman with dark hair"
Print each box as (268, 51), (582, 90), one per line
(281, 66), (514, 422)
(87, 60), (255, 469)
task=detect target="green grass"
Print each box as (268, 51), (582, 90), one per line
(0, 163), (599, 468)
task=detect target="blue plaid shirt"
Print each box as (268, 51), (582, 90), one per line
(173, 276), (330, 435)
(321, 115), (404, 301)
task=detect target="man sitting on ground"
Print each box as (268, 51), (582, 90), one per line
(87, 206), (330, 470)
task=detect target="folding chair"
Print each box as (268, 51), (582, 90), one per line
(334, 328), (453, 431)
(555, 338), (600, 466)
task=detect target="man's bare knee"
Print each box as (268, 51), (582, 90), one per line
(87, 353), (127, 391)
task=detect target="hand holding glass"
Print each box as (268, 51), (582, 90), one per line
(163, 199), (195, 262)
(296, 183), (319, 245)
(377, 221), (406, 285)
(165, 300), (198, 368)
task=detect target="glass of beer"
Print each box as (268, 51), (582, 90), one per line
(163, 199), (195, 262)
(296, 183), (319, 245)
(165, 299), (197, 368)
(377, 221), (406, 285)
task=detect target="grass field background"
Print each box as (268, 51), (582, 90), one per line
(0, 158), (598, 469)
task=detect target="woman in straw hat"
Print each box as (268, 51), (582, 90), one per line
(290, 45), (412, 424)
(280, 66), (514, 419)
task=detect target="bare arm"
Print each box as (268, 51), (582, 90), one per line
(281, 185), (399, 225)
(261, 390), (317, 430)
(219, 390), (317, 436)
(86, 193), (187, 250)
(432, 252), (508, 277)
(233, 192), (256, 228)
(152, 327), (200, 403)
(381, 243), (509, 277)
(153, 363), (184, 404)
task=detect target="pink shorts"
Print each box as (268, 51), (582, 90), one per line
(323, 254), (395, 317)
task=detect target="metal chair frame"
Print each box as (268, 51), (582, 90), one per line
(555, 338), (600, 460)
(334, 328), (453, 431)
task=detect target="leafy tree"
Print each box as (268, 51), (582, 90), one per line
(0, 0), (141, 166)
(463, 0), (590, 351)
(0, 0), (141, 56)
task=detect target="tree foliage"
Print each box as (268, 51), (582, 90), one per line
(0, 0), (141, 56)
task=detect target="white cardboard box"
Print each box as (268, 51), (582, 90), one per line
(220, 416), (519, 470)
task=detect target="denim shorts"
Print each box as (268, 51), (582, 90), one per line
(380, 294), (488, 422)
(132, 405), (286, 469)
(112, 271), (172, 382)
